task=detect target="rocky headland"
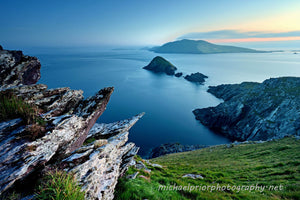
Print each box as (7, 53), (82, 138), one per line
(0, 46), (143, 199)
(193, 77), (300, 141)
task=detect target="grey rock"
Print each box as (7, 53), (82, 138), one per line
(144, 160), (163, 168)
(126, 172), (139, 179)
(0, 47), (143, 200)
(0, 48), (41, 88)
(182, 174), (204, 179)
(193, 77), (300, 141)
(135, 160), (147, 170)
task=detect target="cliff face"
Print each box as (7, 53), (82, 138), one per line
(0, 48), (41, 88)
(193, 77), (300, 141)
(0, 47), (143, 199)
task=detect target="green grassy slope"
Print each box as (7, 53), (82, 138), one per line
(115, 137), (300, 200)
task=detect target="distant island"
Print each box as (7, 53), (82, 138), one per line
(150, 39), (266, 54)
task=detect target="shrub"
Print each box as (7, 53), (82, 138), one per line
(36, 170), (85, 200)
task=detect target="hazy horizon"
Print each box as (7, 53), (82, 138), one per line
(1, 0), (299, 50)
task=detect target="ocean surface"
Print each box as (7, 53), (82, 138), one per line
(26, 47), (300, 156)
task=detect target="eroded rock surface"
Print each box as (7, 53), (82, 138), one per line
(0, 47), (143, 200)
(0, 46), (41, 88)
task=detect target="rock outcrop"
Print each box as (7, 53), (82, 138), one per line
(148, 143), (207, 158)
(143, 56), (177, 75)
(0, 46), (41, 88)
(0, 46), (143, 200)
(184, 72), (208, 84)
(193, 77), (300, 141)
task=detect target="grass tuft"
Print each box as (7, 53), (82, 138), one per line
(36, 170), (85, 200)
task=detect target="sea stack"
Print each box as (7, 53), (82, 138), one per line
(143, 56), (177, 75)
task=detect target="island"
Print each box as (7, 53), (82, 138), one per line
(193, 77), (300, 141)
(184, 72), (208, 84)
(150, 39), (266, 54)
(143, 56), (177, 75)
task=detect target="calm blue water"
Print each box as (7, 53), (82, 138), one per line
(27, 47), (300, 156)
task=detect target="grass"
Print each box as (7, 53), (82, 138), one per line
(0, 90), (43, 124)
(36, 170), (85, 200)
(0, 90), (47, 139)
(115, 137), (300, 200)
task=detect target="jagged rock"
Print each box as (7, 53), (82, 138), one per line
(144, 160), (163, 168)
(193, 77), (300, 141)
(0, 47), (41, 88)
(62, 130), (140, 200)
(148, 143), (207, 158)
(184, 72), (208, 84)
(143, 56), (177, 75)
(135, 160), (147, 170)
(0, 47), (143, 200)
(87, 113), (145, 139)
(182, 174), (204, 179)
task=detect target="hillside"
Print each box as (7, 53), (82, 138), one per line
(115, 137), (300, 200)
(150, 39), (266, 54)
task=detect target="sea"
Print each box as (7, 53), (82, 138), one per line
(23, 47), (300, 156)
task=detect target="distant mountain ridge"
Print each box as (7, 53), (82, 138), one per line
(150, 39), (266, 54)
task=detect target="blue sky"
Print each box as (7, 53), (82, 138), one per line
(1, 0), (299, 48)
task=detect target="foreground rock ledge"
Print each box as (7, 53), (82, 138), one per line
(0, 46), (143, 200)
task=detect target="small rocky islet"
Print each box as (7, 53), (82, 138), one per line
(143, 56), (208, 84)
(184, 72), (208, 84)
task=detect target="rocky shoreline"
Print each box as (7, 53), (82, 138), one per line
(0, 46), (143, 199)
(193, 77), (300, 141)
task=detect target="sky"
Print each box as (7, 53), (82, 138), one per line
(0, 0), (300, 48)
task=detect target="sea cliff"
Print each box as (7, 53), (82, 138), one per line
(0, 46), (143, 199)
(193, 77), (300, 141)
